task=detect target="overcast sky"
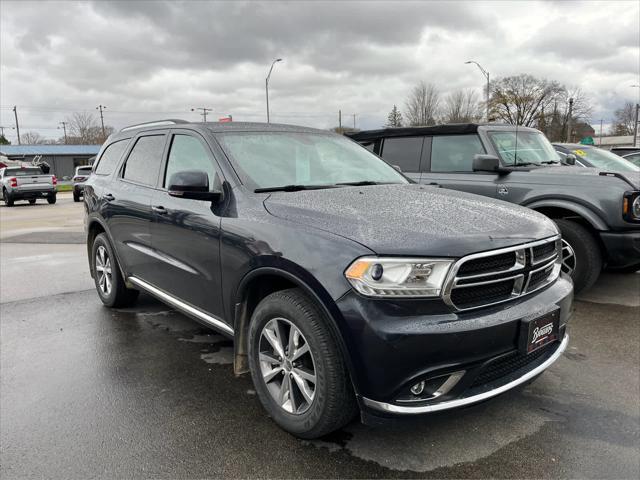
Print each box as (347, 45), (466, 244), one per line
(1, 0), (638, 142)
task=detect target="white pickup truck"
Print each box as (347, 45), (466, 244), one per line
(0, 166), (57, 206)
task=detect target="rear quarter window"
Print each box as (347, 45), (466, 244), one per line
(95, 139), (130, 175)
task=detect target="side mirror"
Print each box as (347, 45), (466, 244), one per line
(564, 154), (577, 166)
(472, 154), (510, 174)
(168, 170), (223, 202)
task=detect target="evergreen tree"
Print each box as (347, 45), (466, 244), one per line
(386, 105), (403, 127)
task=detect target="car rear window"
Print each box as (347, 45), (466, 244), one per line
(381, 137), (423, 173)
(95, 139), (130, 175)
(122, 135), (165, 186)
(4, 168), (43, 176)
(77, 167), (92, 175)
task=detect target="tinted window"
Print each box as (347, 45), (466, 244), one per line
(5, 168), (43, 177)
(381, 137), (423, 173)
(95, 139), (129, 175)
(164, 135), (217, 188)
(122, 135), (165, 185)
(431, 135), (485, 172)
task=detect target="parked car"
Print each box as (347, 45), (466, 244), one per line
(610, 146), (640, 157)
(349, 124), (640, 290)
(0, 166), (57, 206)
(623, 151), (640, 167)
(553, 143), (640, 172)
(84, 120), (572, 438)
(73, 165), (93, 202)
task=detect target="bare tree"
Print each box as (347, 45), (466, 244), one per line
(66, 112), (113, 144)
(442, 90), (483, 123)
(538, 87), (593, 142)
(612, 102), (636, 136)
(21, 131), (46, 144)
(404, 81), (440, 126)
(489, 74), (565, 127)
(386, 105), (404, 127)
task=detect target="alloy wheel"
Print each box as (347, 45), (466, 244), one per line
(561, 239), (576, 276)
(95, 245), (113, 296)
(258, 317), (317, 415)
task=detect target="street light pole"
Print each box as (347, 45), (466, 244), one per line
(266, 58), (282, 123)
(465, 61), (490, 122)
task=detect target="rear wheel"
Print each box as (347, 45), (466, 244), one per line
(73, 191), (81, 202)
(248, 288), (357, 439)
(47, 194), (56, 204)
(555, 219), (602, 294)
(91, 233), (139, 307)
(3, 189), (14, 207)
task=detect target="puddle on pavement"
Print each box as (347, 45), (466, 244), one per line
(304, 386), (556, 472)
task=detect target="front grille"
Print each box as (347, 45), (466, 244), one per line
(450, 279), (515, 310)
(532, 242), (556, 263)
(471, 342), (557, 388)
(457, 251), (516, 276)
(444, 237), (560, 311)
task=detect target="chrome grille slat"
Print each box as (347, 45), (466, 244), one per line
(443, 236), (562, 311)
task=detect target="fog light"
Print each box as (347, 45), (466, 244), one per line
(410, 381), (425, 395)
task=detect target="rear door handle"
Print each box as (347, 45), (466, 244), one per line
(152, 205), (168, 214)
(103, 193), (115, 201)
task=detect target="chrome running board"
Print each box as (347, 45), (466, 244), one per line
(128, 276), (234, 336)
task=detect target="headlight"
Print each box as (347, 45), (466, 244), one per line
(345, 257), (454, 297)
(623, 192), (640, 222)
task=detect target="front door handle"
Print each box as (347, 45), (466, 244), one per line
(104, 193), (115, 201)
(152, 205), (168, 214)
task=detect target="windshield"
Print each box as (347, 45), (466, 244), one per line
(571, 147), (640, 172)
(5, 168), (43, 177)
(488, 131), (561, 166)
(216, 132), (407, 190)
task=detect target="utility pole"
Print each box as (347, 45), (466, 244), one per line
(338, 110), (342, 132)
(96, 105), (106, 138)
(58, 121), (68, 144)
(634, 103), (639, 148)
(265, 58), (283, 123)
(566, 98), (573, 143)
(352, 114), (356, 129)
(13, 106), (21, 145)
(599, 119), (603, 146)
(191, 107), (212, 122)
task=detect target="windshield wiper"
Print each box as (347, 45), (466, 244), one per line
(540, 160), (560, 165)
(512, 162), (541, 167)
(335, 180), (391, 186)
(254, 184), (337, 193)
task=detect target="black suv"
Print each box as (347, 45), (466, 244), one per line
(84, 120), (572, 438)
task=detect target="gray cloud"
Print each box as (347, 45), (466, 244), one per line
(0, 0), (638, 140)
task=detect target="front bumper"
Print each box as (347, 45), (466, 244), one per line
(600, 230), (640, 268)
(334, 275), (573, 415)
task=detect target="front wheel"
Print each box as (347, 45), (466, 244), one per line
(248, 288), (357, 439)
(555, 219), (602, 294)
(73, 192), (81, 202)
(91, 233), (139, 307)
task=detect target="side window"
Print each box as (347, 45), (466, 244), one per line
(430, 135), (485, 172)
(94, 139), (129, 175)
(381, 137), (423, 173)
(164, 135), (217, 188)
(122, 135), (166, 186)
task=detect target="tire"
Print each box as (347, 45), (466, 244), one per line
(248, 288), (357, 439)
(3, 189), (14, 207)
(555, 219), (602, 294)
(73, 192), (80, 202)
(47, 194), (56, 204)
(28, 199), (36, 204)
(91, 233), (139, 308)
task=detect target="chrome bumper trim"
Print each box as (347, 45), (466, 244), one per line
(362, 334), (568, 414)
(128, 276), (234, 336)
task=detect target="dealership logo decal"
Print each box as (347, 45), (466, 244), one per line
(532, 322), (554, 343)
(497, 185), (509, 196)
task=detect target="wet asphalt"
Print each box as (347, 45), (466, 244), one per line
(1, 197), (639, 478)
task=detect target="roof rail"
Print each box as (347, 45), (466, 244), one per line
(120, 119), (189, 132)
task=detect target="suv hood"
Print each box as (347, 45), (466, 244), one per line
(264, 184), (558, 257)
(532, 166), (640, 190)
